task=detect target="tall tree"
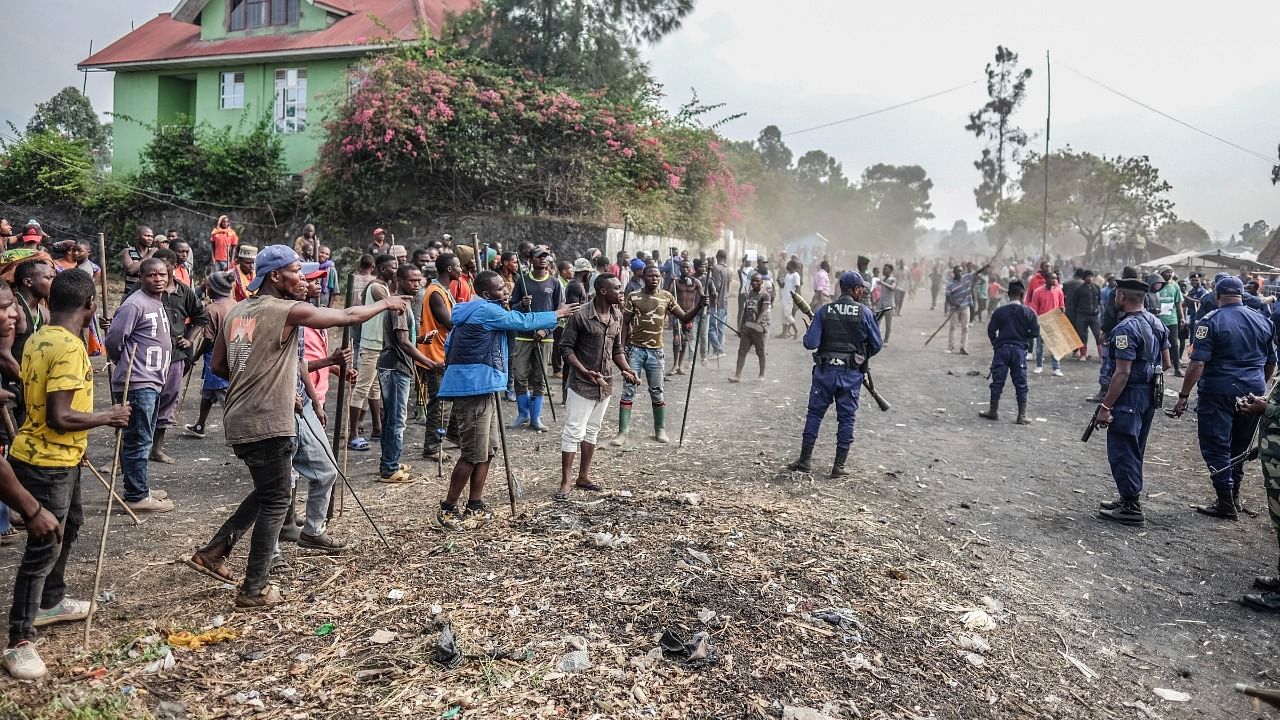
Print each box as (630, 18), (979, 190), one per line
(755, 125), (792, 172)
(26, 86), (109, 167)
(1156, 220), (1209, 250)
(1001, 149), (1175, 261)
(859, 163), (934, 251)
(448, 0), (694, 93)
(965, 46), (1032, 223)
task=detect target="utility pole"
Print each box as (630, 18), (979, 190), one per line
(1041, 50), (1051, 262)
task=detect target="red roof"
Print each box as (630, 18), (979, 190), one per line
(80, 0), (475, 70)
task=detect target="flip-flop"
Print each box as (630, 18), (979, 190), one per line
(183, 554), (239, 584)
(378, 469), (414, 484)
(553, 492), (572, 502)
(347, 437), (371, 451)
(574, 482), (604, 492)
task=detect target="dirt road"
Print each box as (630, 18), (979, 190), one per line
(1, 297), (1277, 719)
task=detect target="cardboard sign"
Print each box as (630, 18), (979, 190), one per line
(1038, 308), (1084, 360)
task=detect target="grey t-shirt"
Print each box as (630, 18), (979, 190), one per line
(106, 290), (171, 393)
(223, 296), (302, 446)
(377, 299), (417, 376)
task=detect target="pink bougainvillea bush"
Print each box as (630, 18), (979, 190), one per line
(310, 44), (749, 241)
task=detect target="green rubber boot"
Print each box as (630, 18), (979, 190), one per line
(610, 404), (632, 447)
(653, 404), (669, 443)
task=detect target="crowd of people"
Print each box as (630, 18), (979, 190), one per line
(5, 211), (1280, 684)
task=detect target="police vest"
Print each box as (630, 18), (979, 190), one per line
(818, 296), (867, 357)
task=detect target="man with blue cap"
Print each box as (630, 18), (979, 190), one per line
(787, 271), (882, 478)
(1095, 277), (1170, 526)
(1173, 274), (1277, 520)
(185, 245), (409, 609)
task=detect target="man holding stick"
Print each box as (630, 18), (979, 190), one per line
(556, 274), (637, 500)
(435, 271), (576, 529)
(4, 271), (129, 679)
(185, 246), (407, 608)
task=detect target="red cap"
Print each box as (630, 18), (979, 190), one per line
(373, 228), (385, 237)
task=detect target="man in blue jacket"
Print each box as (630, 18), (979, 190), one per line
(436, 271), (578, 529)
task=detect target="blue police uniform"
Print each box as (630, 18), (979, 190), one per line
(789, 273), (883, 476)
(985, 300), (1038, 408)
(1190, 300), (1276, 498)
(1106, 310), (1163, 501)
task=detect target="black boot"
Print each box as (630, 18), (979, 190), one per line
(830, 447), (851, 478)
(1196, 487), (1238, 520)
(1242, 591), (1280, 612)
(1099, 496), (1144, 525)
(1233, 485), (1245, 513)
(787, 445), (814, 472)
(1015, 402), (1030, 425)
(978, 399), (999, 421)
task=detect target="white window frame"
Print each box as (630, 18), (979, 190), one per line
(274, 68), (307, 134)
(220, 71), (245, 109)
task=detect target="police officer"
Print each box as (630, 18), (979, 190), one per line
(1172, 275), (1277, 519)
(1096, 277), (1170, 526)
(787, 272), (883, 478)
(1089, 266), (1141, 403)
(978, 279), (1037, 425)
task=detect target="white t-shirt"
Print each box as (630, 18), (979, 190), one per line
(783, 271), (801, 296)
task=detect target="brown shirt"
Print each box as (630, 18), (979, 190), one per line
(561, 302), (624, 401)
(222, 296), (302, 446)
(622, 289), (683, 349)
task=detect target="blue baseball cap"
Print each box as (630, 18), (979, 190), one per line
(630, 258), (646, 272)
(839, 271), (867, 290)
(248, 244), (300, 291)
(1215, 275), (1245, 296)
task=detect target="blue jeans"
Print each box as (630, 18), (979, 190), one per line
(114, 387), (159, 502)
(708, 306), (728, 355)
(0, 501), (9, 534)
(621, 347), (665, 405)
(1034, 337), (1060, 370)
(378, 368), (413, 475)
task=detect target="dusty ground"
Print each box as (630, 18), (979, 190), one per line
(1, 296), (1279, 719)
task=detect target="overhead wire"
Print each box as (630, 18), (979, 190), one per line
(1059, 62), (1275, 166)
(783, 79), (981, 137)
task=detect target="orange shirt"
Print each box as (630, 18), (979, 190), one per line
(417, 282), (453, 366)
(211, 227), (239, 262)
(449, 276), (473, 304)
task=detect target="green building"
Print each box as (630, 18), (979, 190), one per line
(79, 0), (469, 175)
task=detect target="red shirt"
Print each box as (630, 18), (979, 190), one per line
(450, 275), (473, 303)
(211, 228), (238, 262)
(1028, 284), (1064, 315)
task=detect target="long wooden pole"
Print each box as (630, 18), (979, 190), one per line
(97, 232), (109, 317)
(84, 342), (137, 647)
(327, 272), (354, 521)
(1041, 50), (1052, 262)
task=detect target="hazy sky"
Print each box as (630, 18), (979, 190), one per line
(5, 0), (1279, 240)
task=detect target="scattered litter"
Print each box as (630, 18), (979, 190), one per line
(430, 603), (443, 616)
(233, 691), (263, 709)
(697, 608), (717, 623)
(658, 628), (717, 667)
(1153, 688), (1190, 702)
(564, 635), (588, 650)
(676, 492), (702, 506)
(434, 624), (462, 668)
(782, 707), (838, 720)
(386, 589), (405, 602)
(810, 607), (863, 631)
(618, 490), (633, 498)
(210, 615), (225, 628)
(980, 596), (1004, 613)
(143, 648), (176, 674)
(96, 590), (116, 605)
(557, 649), (591, 673)
(196, 457), (211, 462)
(1035, 417), (1048, 422)
(686, 548), (713, 565)
(1059, 651), (1099, 680)
(314, 622), (336, 636)
(167, 627), (238, 650)
(956, 633), (991, 653)
(959, 651), (985, 667)
(590, 531), (635, 549)
(369, 629), (397, 644)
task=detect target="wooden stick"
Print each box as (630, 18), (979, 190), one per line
(97, 232), (109, 318)
(81, 458), (140, 526)
(84, 342), (137, 647)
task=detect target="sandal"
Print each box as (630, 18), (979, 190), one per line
(347, 437), (371, 452)
(235, 585), (285, 610)
(0, 527), (18, 545)
(378, 469), (414, 484)
(574, 482), (604, 492)
(183, 553), (239, 584)
(553, 491), (572, 502)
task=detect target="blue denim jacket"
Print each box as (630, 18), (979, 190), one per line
(438, 299), (558, 397)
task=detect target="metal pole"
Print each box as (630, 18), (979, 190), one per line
(1041, 49), (1051, 263)
(621, 213), (630, 256)
(678, 310), (704, 448)
(327, 272), (354, 521)
(492, 393), (519, 516)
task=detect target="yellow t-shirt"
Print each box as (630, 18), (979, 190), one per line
(11, 325), (94, 468)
